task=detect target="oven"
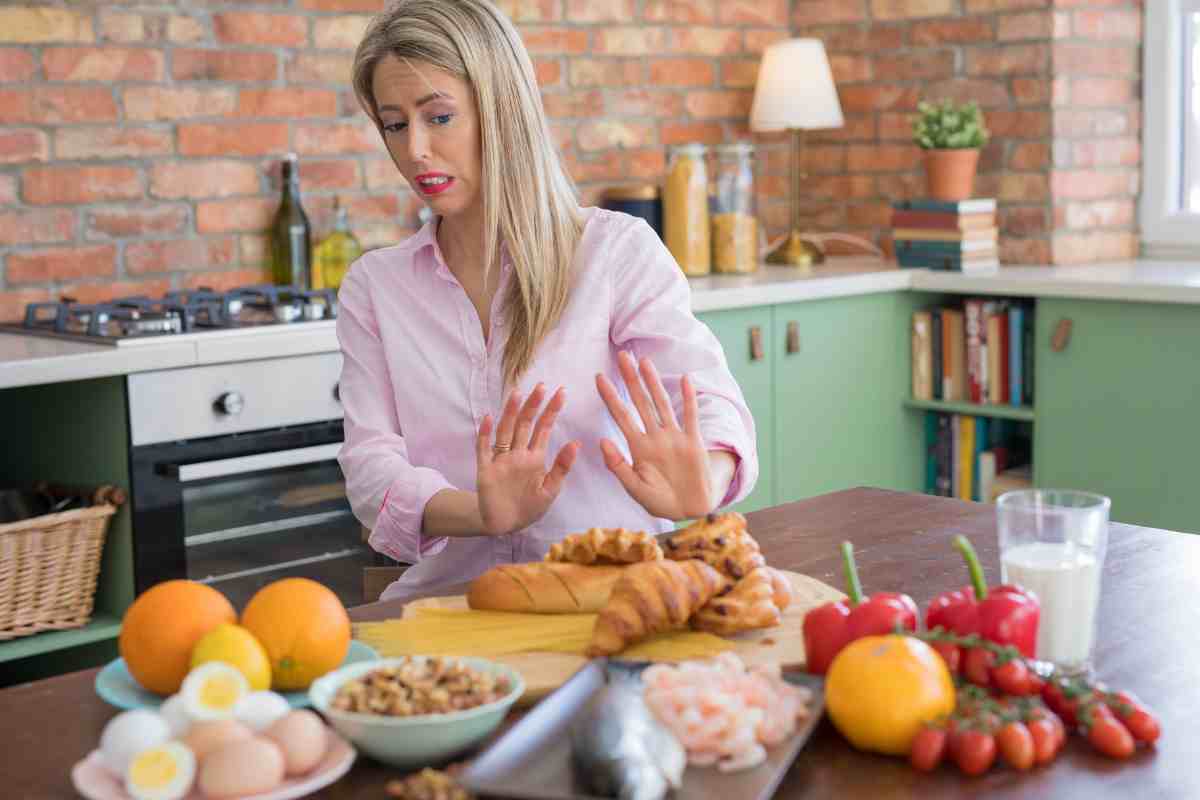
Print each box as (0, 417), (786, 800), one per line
(127, 352), (382, 609)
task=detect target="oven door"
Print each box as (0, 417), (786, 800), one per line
(129, 421), (384, 609)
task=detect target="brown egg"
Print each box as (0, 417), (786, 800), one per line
(198, 736), (285, 799)
(182, 719), (253, 762)
(264, 709), (328, 776)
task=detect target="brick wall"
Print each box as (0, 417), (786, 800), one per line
(0, 0), (792, 320)
(0, 1), (1146, 321)
(796, 0), (1142, 265)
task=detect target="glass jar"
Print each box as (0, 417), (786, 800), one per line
(711, 142), (758, 274)
(663, 143), (711, 276)
(601, 184), (662, 240)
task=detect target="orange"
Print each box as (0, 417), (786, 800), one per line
(240, 578), (350, 691)
(825, 634), (955, 756)
(119, 580), (237, 695)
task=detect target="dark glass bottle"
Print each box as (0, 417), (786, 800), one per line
(271, 153), (311, 290)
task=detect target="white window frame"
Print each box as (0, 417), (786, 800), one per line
(1142, 0), (1200, 256)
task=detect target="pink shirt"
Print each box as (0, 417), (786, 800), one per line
(336, 207), (758, 604)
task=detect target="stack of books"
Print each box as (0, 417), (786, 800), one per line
(911, 298), (1034, 406)
(924, 413), (1032, 502)
(891, 198), (1000, 272)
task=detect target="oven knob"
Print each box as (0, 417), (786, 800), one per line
(333, 382), (341, 403)
(214, 391), (244, 416)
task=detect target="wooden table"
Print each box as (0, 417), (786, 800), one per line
(7, 488), (1199, 799)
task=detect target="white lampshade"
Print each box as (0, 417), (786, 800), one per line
(749, 38), (844, 132)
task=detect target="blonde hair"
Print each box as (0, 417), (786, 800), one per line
(353, 0), (583, 387)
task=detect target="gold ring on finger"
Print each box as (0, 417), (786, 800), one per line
(492, 442), (512, 454)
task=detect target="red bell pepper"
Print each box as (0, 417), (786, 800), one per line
(925, 535), (1041, 658)
(803, 542), (918, 674)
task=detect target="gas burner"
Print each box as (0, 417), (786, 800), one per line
(3, 284), (337, 344)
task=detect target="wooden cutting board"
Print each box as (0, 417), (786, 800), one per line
(399, 569), (844, 706)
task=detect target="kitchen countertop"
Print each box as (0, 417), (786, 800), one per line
(4, 258), (1200, 390)
(5, 487), (1197, 799)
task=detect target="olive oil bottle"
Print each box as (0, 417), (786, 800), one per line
(312, 195), (361, 291)
(271, 153), (311, 289)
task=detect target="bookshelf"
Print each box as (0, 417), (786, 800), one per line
(903, 397), (1034, 423)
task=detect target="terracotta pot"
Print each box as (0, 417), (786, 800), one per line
(922, 148), (980, 202)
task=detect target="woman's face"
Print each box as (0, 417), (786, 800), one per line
(372, 56), (482, 221)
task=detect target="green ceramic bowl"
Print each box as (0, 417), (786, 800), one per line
(308, 656), (524, 770)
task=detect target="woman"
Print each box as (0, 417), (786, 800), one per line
(338, 0), (758, 604)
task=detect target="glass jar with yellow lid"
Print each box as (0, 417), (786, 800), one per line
(711, 142), (758, 274)
(663, 143), (711, 276)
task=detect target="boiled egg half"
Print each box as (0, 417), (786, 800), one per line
(179, 661), (249, 722)
(124, 741), (195, 800)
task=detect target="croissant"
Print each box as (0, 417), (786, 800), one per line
(545, 527), (663, 565)
(691, 567), (785, 637)
(586, 559), (729, 657)
(663, 512), (765, 580)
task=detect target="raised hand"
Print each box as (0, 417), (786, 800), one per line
(476, 383), (580, 536)
(596, 351), (714, 521)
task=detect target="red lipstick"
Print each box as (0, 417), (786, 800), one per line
(415, 172), (454, 196)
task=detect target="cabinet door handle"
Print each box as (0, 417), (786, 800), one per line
(786, 321), (801, 354)
(749, 325), (764, 361)
(1051, 318), (1072, 352)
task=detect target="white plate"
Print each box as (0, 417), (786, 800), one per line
(71, 729), (356, 800)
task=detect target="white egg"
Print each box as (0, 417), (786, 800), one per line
(99, 709), (171, 777)
(179, 662), (250, 722)
(233, 691), (291, 733)
(125, 741), (195, 800)
(158, 694), (192, 738)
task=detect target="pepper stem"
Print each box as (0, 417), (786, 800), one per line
(953, 534), (988, 601)
(840, 541), (865, 606)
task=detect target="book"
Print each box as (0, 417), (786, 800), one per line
(894, 198), (997, 214)
(987, 312), (1004, 405)
(931, 310), (943, 400)
(958, 415), (975, 501)
(936, 413), (953, 497)
(951, 414), (962, 499)
(898, 253), (1001, 272)
(924, 412), (940, 494)
(990, 464), (1033, 502)
(912, 310), (933, 400)
(1021, 304), (1034, 405)
(969, 419), (988, 501)
(895, 239), (999, 254)
(1008, 305), (1024, 406)
(941, 309), (967, 402)
(964, 299), (985, 404)
(890, 209), (997, 231)
(978, 451), (997, 504)
(892, 227), (999, 242)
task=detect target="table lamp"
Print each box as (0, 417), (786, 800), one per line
(750, 38), (845, 267)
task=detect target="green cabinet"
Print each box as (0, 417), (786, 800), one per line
(1034, 298), (1200, 533)
(772, 293), (924, 504)
(697, 306), (775, 514)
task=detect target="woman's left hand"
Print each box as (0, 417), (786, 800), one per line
(595, 351), (715, 520)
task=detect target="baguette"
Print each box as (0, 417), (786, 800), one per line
(467, 562), (625, 613)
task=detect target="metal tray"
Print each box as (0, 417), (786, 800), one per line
(460, 659), (825, 800)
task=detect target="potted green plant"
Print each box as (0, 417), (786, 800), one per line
(912, 99), (990, 202)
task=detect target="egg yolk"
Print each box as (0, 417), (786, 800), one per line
(130, 748), (179, 788)
(200, 675), (243, 710)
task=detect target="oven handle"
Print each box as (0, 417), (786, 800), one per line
(162, 443), (343, 483)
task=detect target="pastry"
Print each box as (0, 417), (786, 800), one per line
(545, 527), (664, 565)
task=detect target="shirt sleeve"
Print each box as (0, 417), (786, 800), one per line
(335, 257), (453, 564)
(606, 216), (759, 507)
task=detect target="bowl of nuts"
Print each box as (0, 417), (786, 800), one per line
(308, 656), (524, 769)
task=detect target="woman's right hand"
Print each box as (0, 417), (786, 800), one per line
(476, 384), (580, 536)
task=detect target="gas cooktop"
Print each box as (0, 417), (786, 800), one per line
(0, 285), (337, 347)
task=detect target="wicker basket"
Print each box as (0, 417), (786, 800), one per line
(0, 500), (119, 641)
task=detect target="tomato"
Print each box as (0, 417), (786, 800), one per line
(910, 726), (948, 772)
(991, 659), (1031, 696)
(1123, 707), (1161, 744)
(1042, 681), (1080, 727)
(1024, 671), (1046, 696)
(997, 721), (1035, 771)
(953, 730), (997, 777)
(1087, 712), (1135, 759)
(1026, 718), (1058, 765)
(1046, 711), (1068, 754)
(930, 640), (961, 674)
(963, 647), (996, 688)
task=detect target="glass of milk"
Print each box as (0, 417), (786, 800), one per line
(996, 489), (1111, 676)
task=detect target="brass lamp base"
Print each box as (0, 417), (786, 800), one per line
(765, 230), (825, 268)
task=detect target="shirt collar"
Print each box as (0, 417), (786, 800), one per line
(415, 215), (514, 282)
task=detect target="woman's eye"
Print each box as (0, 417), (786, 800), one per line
(382, 121), (407, 133)
(430, 113), (453, 125)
